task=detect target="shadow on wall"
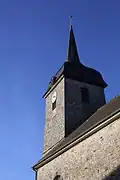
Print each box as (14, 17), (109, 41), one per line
(103, 165), (120, 180)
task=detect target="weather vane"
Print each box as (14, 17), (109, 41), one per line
(69, 16), (73, 25)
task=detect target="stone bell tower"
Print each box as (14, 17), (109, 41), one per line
(43, 24), (107, 156)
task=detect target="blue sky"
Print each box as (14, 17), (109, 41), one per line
(0, 0), (120, 180)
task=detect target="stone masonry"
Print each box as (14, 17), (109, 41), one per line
(65, 78), (106, 135)
(43, 78), (65, 154)
(38, 116), (120, 180)
(43, 77), (106, 154)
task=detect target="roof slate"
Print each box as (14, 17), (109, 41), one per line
(43, 61), (107, 98)
(43, 25), (107, 98)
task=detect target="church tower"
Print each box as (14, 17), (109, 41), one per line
(43, 24), (107, 156)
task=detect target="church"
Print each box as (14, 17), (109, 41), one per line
(32, 24), (120, 180)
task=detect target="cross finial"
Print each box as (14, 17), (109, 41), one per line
(69, 16), (72, 26)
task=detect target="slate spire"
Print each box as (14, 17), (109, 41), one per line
(66, 24), (80, 64)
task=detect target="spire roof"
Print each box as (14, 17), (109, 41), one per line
(43, 23), (107, 97)
(66, 24), (80, 64)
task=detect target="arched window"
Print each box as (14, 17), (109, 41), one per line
(52, 92), (57, 111)
(52, 100), (56, 110)
(81, 87), (89, 103)
(54, 175), (62, 180)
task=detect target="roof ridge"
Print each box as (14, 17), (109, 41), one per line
(96, 94), (120, 113)
(108, 94), (120, 103)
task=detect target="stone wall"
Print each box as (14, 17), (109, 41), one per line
(43, 78), (65, 154)
(65, 79), (106, 135)
(43, 78), (106, 154)
(38, 117), (120, 180)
